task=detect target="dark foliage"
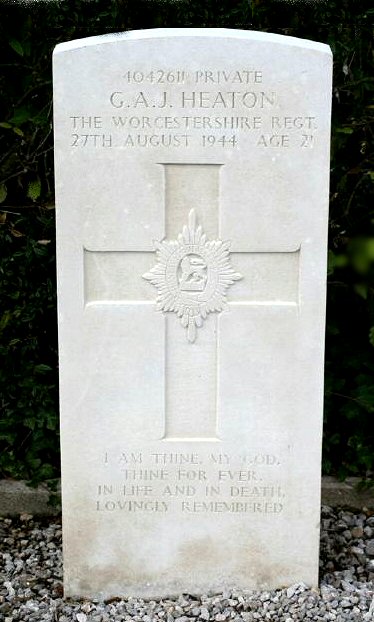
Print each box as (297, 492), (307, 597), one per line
(0, 0), (373, 482)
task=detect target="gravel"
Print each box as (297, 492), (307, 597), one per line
(1, 505), (374, 621)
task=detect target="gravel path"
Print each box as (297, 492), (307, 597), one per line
(1, 505), (374, 621)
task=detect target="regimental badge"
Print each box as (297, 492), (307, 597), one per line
(143, 209), (243, 343)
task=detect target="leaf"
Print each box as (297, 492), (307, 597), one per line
(369, 327), (374, 348)
(10, 228), (24, 238)
(31, 110), (49, 127)
(27, 458), (42, 469)
(46, 415), (57, 431)
(24, 418), (36, 430)
(349, 237), (374, 273)
(22, 41), (31, 57)
(9, 338), (21, 346)
(13, 127), (24, 137)
(9, 107), (34, 126)
(354, 284), (367, 299)
(0, 122), (12, 129)
(336, 127), (354, 135)
(9, 38), (24, 56)
(0, 183), (7, 204)
(327, 250), (348, 275)
(0, 311), (12, 332)
(34, 364), (52, 374)
(27, 179), (41, 202)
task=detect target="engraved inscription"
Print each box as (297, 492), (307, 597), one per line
(65, 67), (319, 151)
(143, 209), (242, 343)
(122, 69), (263, 85)
(96, 450), (286, 514)
(109, 90), (276, 110)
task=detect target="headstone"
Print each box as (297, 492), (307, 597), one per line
(53, 28), (332, 599)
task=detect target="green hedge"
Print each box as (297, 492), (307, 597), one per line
(0, 0), (373, 484)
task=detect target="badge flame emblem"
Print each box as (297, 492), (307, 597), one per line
(143, 210), (242, 343)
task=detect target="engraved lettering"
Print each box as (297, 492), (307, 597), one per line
(118, 452), (143, 465)
(181, 91), (276, 109)
(218, 470), (257, 481)
(241, 453), (280, 465)
(301, 134), (314, 147)
(110, 91), (170, 109)
(150, 453), (200, 465)
(122, 469), (169, 480)
(70, 115), (102, 129)
(123, 134), (190, 148)
(194, 70), (262, 84)
(97, 484), (113, 495)
(181, 501), (283, 513)
(230, 485), (283, 497)
(177, 469), (207, 480)
(162, 485), (196, 496)
(257, 134), (289, 147)
(133, 91), (149, 107)
(71, 134), (112, 148)
(110, 91), (126, 108)
(205, 486), (221, 496)
(96, 500), (169, 512)
(209, 453), (230, 464)
(95, 450), (286, 516)
(272, 116), (316, 130)
(123, 485), (153, 496)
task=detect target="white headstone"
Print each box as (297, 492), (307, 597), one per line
(54, 28), (332, 599)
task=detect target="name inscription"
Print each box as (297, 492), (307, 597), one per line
(109, 90), (276, 109)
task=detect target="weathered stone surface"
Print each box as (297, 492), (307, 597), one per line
(53, 28), (332, 599)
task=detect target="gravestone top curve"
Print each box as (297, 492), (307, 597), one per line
(54, 27), (332, 54)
